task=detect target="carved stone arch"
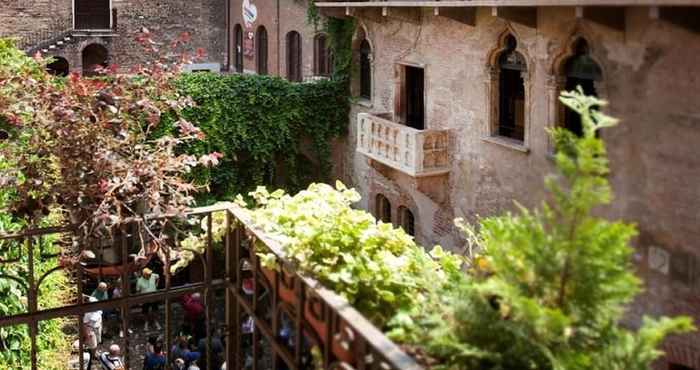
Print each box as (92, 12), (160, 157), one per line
(550, 32), (607, 81)
(546, 31), (609, 149)
(81, 42), (109, 76)
(352, 21), (374, 102)
(485, 26), (533, 71)
(352, 20), (373, 52)
(483, 27), (533, 149)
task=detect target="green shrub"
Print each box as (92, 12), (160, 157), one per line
(173, 73), (349, 203)
(386, 89), (694, 369)
(247, 183), (463, 326)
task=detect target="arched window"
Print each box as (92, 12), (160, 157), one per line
(360, 39), (372, 100)
(286, 31), (302, 82)
(398, 206), (415, 236)
(82, 44), (109, 76)
(256, 26), (268, 75)
(314, 34), (331, 76)
(563, 39), (602, 136)
(47, 56), (69, 77)
(234, 24), (243, 73)
(497, 35), (527, 142)
(375, 194), (392, 224)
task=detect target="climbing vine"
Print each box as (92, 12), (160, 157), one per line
(307, 1), (355, 83)
(173, 73), (348, 203)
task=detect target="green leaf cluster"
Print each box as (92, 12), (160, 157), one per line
(389, 89), (694, 369)
(171, 73), (349, 203)
(246, 182), (464, 326)
(0, 213), (73, 369)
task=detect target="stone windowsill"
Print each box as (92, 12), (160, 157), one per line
(355, 98), (373, 108)
(482, 136), (530, 154)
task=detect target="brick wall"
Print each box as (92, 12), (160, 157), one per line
(343, 7), (700, 367)
(229, 0), (323, 78)
(0, 0), (226, 73)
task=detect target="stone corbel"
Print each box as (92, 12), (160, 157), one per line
(576, 6), (626, 32)
(492, 7), (537, 29)
(434, 7), (476, 27)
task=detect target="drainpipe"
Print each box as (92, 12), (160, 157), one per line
(276, 0), (280, 76)
(226, 0), (231, 71)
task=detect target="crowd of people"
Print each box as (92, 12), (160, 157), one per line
(78, 268), (227, 370)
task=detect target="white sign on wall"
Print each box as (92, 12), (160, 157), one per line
(242, 0), (258, 28)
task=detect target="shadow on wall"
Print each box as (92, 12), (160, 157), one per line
(47, 56), (70, 77)
(82, 44), (109, 76)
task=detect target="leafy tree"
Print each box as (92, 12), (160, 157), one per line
(389, 89), (694, 369)
(0, 34), (219, 245)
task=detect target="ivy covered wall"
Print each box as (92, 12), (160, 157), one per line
(172, 73), (349, 202)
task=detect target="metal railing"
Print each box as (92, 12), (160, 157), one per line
(8, 18), (74, 53)
(0, 203), (422, 370)
(357, 112), (451, 177)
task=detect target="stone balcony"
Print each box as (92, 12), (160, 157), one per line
(357, 112), (451, 177)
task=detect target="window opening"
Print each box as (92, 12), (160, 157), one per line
(256, 26), (268, 75)
(497, 35), (526, 142)
(286, 31), (302, 82)
(403, 65), (425, 130)
(398, 206), (415, 236)
(234, 24), (244, 73)
(375, 194), (392, 224)
(563, 39), (602, 136)
(75, 0), (110, 29)
(314, 34), (331, 76)
(360, 40), (371, 99)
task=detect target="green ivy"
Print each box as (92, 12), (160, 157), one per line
(306, 3), (355, 84)
(173, 73), (349, 203)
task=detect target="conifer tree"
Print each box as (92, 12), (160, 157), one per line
(392, 89), (695, 370)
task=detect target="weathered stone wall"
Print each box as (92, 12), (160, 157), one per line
(0, 0), (226, 73)
(343, 7), (700, 367)
(0, 0), (72, 38)
(229, 0), (324, 78)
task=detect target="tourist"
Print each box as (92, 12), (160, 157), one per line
(170, 336), (189, 364)
(72, 339), (92, 370)
(136, 240), (167, 289)
(143, 342), (167, 370)
(91, 282), (109, 301)
(84, 296), (103, 346)
(181, 293), (204, 338)
(136, 267), (161, 331)
(173, 358), (186, 370)
(109, 278), (132, 338)
(197, 331), (224, 369)
(186, 360), (200, 370)
(99, 344), (125, 370)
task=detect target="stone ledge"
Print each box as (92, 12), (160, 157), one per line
(481, 136), (530, 154)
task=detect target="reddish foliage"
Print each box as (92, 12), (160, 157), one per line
(0, 36), (215, 246)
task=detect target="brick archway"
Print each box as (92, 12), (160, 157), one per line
(47, 56), (70, 77)
(82, 44), (109, 76)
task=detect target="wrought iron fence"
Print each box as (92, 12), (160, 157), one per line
(9, 18), (74, 52)
(0, 204), (421, 370)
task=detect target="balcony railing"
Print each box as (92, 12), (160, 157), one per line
(0, 203), (422, 370)
(357, 112), (450, 177)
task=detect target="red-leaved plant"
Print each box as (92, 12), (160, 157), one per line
(0, 29), (220, 248)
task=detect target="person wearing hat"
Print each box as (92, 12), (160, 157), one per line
(91, 282), (109, 301)
(136, 267), (161, 331)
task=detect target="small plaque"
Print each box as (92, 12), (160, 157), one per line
(648, 246), (670, 275)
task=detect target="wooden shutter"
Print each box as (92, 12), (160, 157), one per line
(287, 32), (302, 82)
(257, 27), (268, 75)
(75, 0), (111, 29)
